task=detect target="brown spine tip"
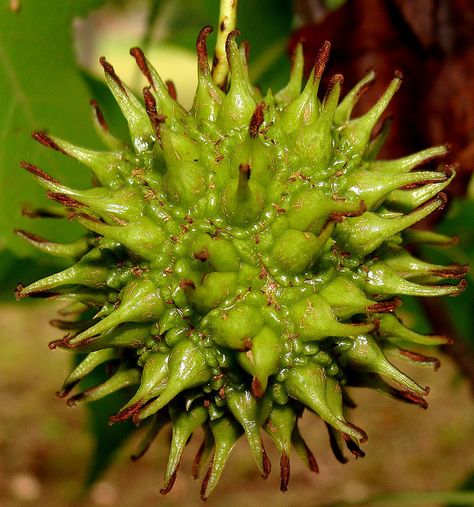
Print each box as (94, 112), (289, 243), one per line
(251, 377), (264, 398)
(342, 433), (366, 458)
(130, 47), (154, 89)
(261, 439), (271, 478)
(108, 401), (143, 424)
(249, 102), (265, 138)
(326, 424), (348, 464)
(99, 56), (127, 94)
(450, 278), (468, 296)
(279, 452), (290, 492)
(20, 161), (61, 185)
(225, 29), (241, 64)
(32, 131), (68, 155)
(90, 99), (109, 132)
(200, 457), (214, 501)
(160, 469), (178, 495)
(399, 349), (441, 371)
(313, 40), (331, 82)
(239, 162), (251, 180)
(142, 87), (166, 143)
(14, 229), (48, 244)
(193, 249), (210, 262)
(393, 389), (429, 409)
(165, 80), (177, 101)
(367, 297), (402, 313)
(197, 26), (213, 75)
(47, 192), (84, 209)
(179, 279), (196, 290)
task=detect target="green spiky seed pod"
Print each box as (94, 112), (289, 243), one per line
(16, 26), (467, 499)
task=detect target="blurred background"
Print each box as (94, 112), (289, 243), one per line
(0, 1), (473, 505)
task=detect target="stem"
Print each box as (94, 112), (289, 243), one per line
(212, 0), (238, 89)
(324, 490), (474, 507)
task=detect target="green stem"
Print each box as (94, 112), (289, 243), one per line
(212, 0), (238, 89)
(325, 490), (474, 507)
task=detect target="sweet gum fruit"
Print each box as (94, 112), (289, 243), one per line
(16, 26), (467, 498)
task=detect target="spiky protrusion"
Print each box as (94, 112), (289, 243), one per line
(17, 26), (466, 498)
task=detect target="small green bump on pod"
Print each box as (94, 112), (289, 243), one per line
(192, 233), (240, 271)
(208, 304), (264, 349)
(189, 272), (238, 313)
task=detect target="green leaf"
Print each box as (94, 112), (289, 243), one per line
(0, 0), (106, 259)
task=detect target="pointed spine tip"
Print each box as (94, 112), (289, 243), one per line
(130, 46), (155, 91)
(47, 192), (84, 209)
(225, 29), (241, 63)
(143, 87), (166, 142)
(160, 469), (178, 495)
(90, 99), (109, 132)
(20, 161), (61, 185)
(313, 41), (331, 81)
(165, 80), (177, 100)
(99, 56), (127, 94)
(32, 131), (68, 155)
(279, 452), (290, 492)
(197, 26), (213, 74)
